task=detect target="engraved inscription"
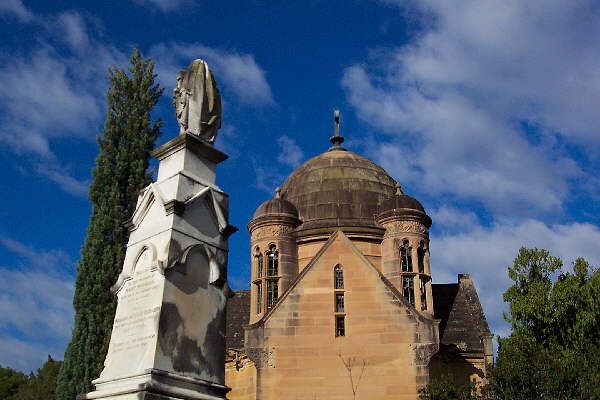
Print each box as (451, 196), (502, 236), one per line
(101, 269), (163, 378)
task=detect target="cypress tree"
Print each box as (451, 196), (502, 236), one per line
(56, 49), (163, 400)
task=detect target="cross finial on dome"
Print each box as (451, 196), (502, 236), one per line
(329, 109), (346, 151)
(275, 187), (281, 198)
(395, 183), (403, 195)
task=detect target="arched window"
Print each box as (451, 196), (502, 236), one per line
(417, 241), (425, 274)
(401, 239), (413, 272)
(266, 244), (278, 276)
(333, 264), (346, 337)
(334, 266), (344, 289)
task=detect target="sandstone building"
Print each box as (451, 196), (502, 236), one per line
(225, 125), (493, 399)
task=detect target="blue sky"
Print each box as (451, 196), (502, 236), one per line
(1, 0), (600, 372)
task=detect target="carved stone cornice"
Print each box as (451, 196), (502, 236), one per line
(382, 220), (428, 238)
(252, 224), (294, 240)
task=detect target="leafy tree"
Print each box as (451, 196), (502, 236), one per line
(487, 248), (600, 400)
(419, 248), (600, 400)
(419, 374), (477, 400)
(56, 48), (163, 400)
(0, 365), (27, 400)
(15, 356), (62, 400)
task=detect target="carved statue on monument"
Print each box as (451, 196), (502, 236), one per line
(173, 59), (222, 143)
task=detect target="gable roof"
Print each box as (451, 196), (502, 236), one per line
(432, 274), (491, 354)
(225, 276), (491, 355)
(246, 230), (434, 327)
(226, 290), (250, 350)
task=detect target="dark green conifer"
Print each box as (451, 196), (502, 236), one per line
(55, 49), (163, 400)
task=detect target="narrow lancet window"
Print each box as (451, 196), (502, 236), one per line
(417, 241), (425, 274)
(420, 279), (427, 311)
(266, 280), (278, 310)
(335, 316), (345, 337)
(403, 276), (415, 306)
(401, 240), (413, 272)
(334, 266), (344, 289)
(267, 244), (278, 276)
(336, 293), (345, 312)
(256, 282), (262, 314)
(257, 253), (263, 278)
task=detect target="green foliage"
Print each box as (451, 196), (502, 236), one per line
(0, 365), (27, 400)
(488, 248), (600, 400)
(55, 48), (162, 400)
(15, 356), (62, 400)
(419, 247), (600, 400)
(419, 375), (478, 400)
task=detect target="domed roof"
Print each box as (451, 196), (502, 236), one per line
(376, 184), (432, 227)
(253, 188), (299, 219)
(380, 184), (426, 213)
(279, 148), (397, 233)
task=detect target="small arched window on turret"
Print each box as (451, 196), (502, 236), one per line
(417, 241), (425, 274)
(401, 240), (413, 272)
(266, 244), (279, 276)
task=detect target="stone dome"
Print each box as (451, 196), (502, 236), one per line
(376, 184), (432, 228)
(379, 184), (426, 213)
(253, 189), (299, 220)
(279, 148), (397, 233)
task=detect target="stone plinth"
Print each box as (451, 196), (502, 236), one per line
(81, 133), (236, 400)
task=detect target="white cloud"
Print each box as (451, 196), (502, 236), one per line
(0, 237), (75, 371)
(0, 9), (126, 197)
(133, 0), (186, 13)
(53, 12), (91, 54)
(343, 1), (600, 215)
(0, 0), (34, 22)
(277, 135), (304, 168)
(150, 42), (275, 106)
(36, 165), (89, 198)
(431, 217), (600, 339)
(0, 335), (63, 373)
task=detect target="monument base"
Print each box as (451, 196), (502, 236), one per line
(79, 369), (230, 400)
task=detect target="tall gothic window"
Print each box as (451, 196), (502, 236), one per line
(401, 240), (413, 272)
(403, 276), (415, 306)
(417, 241), (425, 274)
(266, 280), (278, 310)
(334, 266), (344, 289)
(334, 265), (346, 337)
(266, 244), (278, 276)
(256, 282), (262, 314)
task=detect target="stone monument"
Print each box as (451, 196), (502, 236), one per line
(173, 59), (221, 143)
(81, 59), (236, 400)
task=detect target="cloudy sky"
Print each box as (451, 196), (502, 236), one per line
(1, 0), (599, 372)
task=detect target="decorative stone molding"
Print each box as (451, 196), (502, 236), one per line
(383, 221), (428, 238)
(247, 347), (275, 368)
(413, 343), (439, 366)
(252, 225), (293, 240)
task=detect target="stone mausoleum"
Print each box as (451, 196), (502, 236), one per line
(224, 119), (493, 399)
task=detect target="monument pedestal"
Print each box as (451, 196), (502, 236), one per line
(82, 369), (229, 400)
(80, 133), (235, 400)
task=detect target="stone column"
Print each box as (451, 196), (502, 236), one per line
(81, 133), (237, 400)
